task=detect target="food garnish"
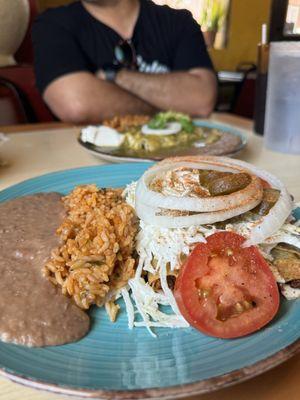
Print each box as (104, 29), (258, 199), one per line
(147, 111), (195, 133)
(174, 231), (280, 338)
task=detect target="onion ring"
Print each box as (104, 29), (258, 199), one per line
(145, 156), (293, 246)
(201, 157), (294, 247)
(135, 196), (262, 228)
(136, 161), (263, 212)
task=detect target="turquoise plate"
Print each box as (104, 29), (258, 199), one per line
(0, 163), (299, 399)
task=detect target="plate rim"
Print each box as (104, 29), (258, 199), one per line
(0, 164), (299, 399)
(0, 163), (150, 198)
(0, 339), (299, 399)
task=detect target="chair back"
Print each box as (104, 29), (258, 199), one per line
(232, 64), (257, 119)
(0, 79), (29, 125)
(0, 66), (54, 123)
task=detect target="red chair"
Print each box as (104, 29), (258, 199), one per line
(0, 79), (29, 125)
(0, 0), (55, 125)
(0, 66), (54, 124)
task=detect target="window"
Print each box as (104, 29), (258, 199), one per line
(284, 1), (300, 35)
(153, 0), (231, 48)
(153, 0), (204, 21)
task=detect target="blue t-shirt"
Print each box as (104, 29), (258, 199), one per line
(32, 0), (214, 93)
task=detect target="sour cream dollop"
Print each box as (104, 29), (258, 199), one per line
(141, 122), (182, 136)
(81, 126), (124, 147)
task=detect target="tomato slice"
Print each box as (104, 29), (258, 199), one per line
(174, 232), (279, 338)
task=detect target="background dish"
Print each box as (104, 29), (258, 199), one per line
(0, 163), (299, 399)
(78, 120), (248, 163)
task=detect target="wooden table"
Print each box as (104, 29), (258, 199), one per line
(0, 113), (299, 400)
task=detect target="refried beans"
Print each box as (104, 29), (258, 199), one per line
(0, 193), (90, 347)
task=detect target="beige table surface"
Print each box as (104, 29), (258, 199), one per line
(0, 113), (299, 400)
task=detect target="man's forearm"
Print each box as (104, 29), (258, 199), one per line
(44, 72), (156, 124)
(116, 69), (217, 117)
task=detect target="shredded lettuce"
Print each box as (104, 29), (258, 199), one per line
(120, 287), (135, 330)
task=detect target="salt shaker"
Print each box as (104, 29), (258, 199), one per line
(264, 42), (300, 154)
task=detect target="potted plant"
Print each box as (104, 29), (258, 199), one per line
(199, 0), (226, 48)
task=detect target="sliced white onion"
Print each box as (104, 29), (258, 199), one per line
(192, 157), (294, 247)
(136, 156), (293, 246)
(136, 161), (263, 212)
(150, 156), (293, 246)
(135, 196), (262, 228)
(141, 122), (182, 136)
